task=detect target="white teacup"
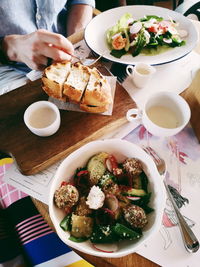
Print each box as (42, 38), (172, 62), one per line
(126, 91), (191, 137)
(24, 101), (61, 137)
(126, 63), (156, 88)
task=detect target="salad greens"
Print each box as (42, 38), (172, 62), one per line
(54, 153), (154, 248)
(106, 13), (186, 58)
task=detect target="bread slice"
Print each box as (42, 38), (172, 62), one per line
(63, 62), (91, 103)
(42, 61), (71, 101)
(42, 62), (113, 113)
(80, 67), (112, 113)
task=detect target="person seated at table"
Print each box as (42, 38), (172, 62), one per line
(0, 0), (95, 94)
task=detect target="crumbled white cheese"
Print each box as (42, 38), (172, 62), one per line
(86, 185), (105, 209)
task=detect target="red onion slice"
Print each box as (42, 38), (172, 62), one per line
(92, 243), (118, 253)
(126, 196), (141, 201)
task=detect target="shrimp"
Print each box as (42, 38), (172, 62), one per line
(112, 35), (126, 50)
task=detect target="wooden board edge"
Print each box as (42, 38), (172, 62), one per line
(20, 117), (127, 175)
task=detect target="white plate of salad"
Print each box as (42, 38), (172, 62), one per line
(84, 5), (198, 65)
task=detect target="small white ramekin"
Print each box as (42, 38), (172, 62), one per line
(24, 101), (60, 137)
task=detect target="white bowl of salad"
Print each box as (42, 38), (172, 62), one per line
(49, 139), (166, 257)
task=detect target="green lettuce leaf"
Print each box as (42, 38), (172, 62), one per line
(106, 13), (132, 45)
(140, 15), (163, 22)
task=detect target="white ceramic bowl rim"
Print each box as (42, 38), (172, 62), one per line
(143, 91), (191, 132)
(49, 139), (166, 258)
(84, 5), (198, 66)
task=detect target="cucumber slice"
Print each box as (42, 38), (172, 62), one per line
(126, 188), (146, 196)
(90, 224), (118, 244)
(114, 223), (142, 240)
(87, 152), (108, 184)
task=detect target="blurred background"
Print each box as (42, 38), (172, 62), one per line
(94, 1), (200, 25)
(95, 0), (175, 11)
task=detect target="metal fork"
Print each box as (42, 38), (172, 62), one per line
(143, 146), (199, 253)
(71, 51), (106, 67)
(143, 146), (166, 175)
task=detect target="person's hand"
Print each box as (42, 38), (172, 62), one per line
(3, 29), (74, 70)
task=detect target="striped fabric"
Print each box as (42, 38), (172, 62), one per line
(0, 154), (27, 209)
(16, 214), (53, 245)
(0, 155), (94, 267)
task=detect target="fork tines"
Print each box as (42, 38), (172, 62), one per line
(143, 146), (162, 165)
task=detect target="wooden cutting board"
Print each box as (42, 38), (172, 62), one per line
(0, 67), (136, 175)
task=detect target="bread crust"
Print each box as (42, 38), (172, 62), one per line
(42, 85), (67, 101)
(79, 103), (109, 113)
(80, 67), (112, 108)
(42, 61), (71, 101)
(42, 76), (63, 100)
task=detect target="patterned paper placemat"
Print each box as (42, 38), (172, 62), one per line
(123, 124), (200, 267)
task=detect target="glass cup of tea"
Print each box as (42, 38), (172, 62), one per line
(24, 101), (61, 137)
(126, 91), (191, 137)
(126, 63), (156, 88)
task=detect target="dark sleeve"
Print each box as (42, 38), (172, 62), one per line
(0, 37), (9, 64)
(0, 208), (25, 263)
(5, 196), (72, 266)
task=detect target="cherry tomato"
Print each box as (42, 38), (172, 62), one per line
(148, 26), (158, 33)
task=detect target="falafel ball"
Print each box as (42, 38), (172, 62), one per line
(123, 204), (148, 229)
(122, 158), (143, 177)
(54, 184), (79, 209)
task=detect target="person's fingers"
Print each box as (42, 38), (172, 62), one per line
(24, 54), (47, 70)
(35, 43), (72, 62)
(51, 49), (72, 61)
(19, 30), (74, 70)
(24, 58), (41, 70)
(32, 30), (74, 55)
(37, 54), (48, 66)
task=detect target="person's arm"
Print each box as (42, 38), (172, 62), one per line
(1, 30), (74, 70)
(66, 4), (93, 36)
